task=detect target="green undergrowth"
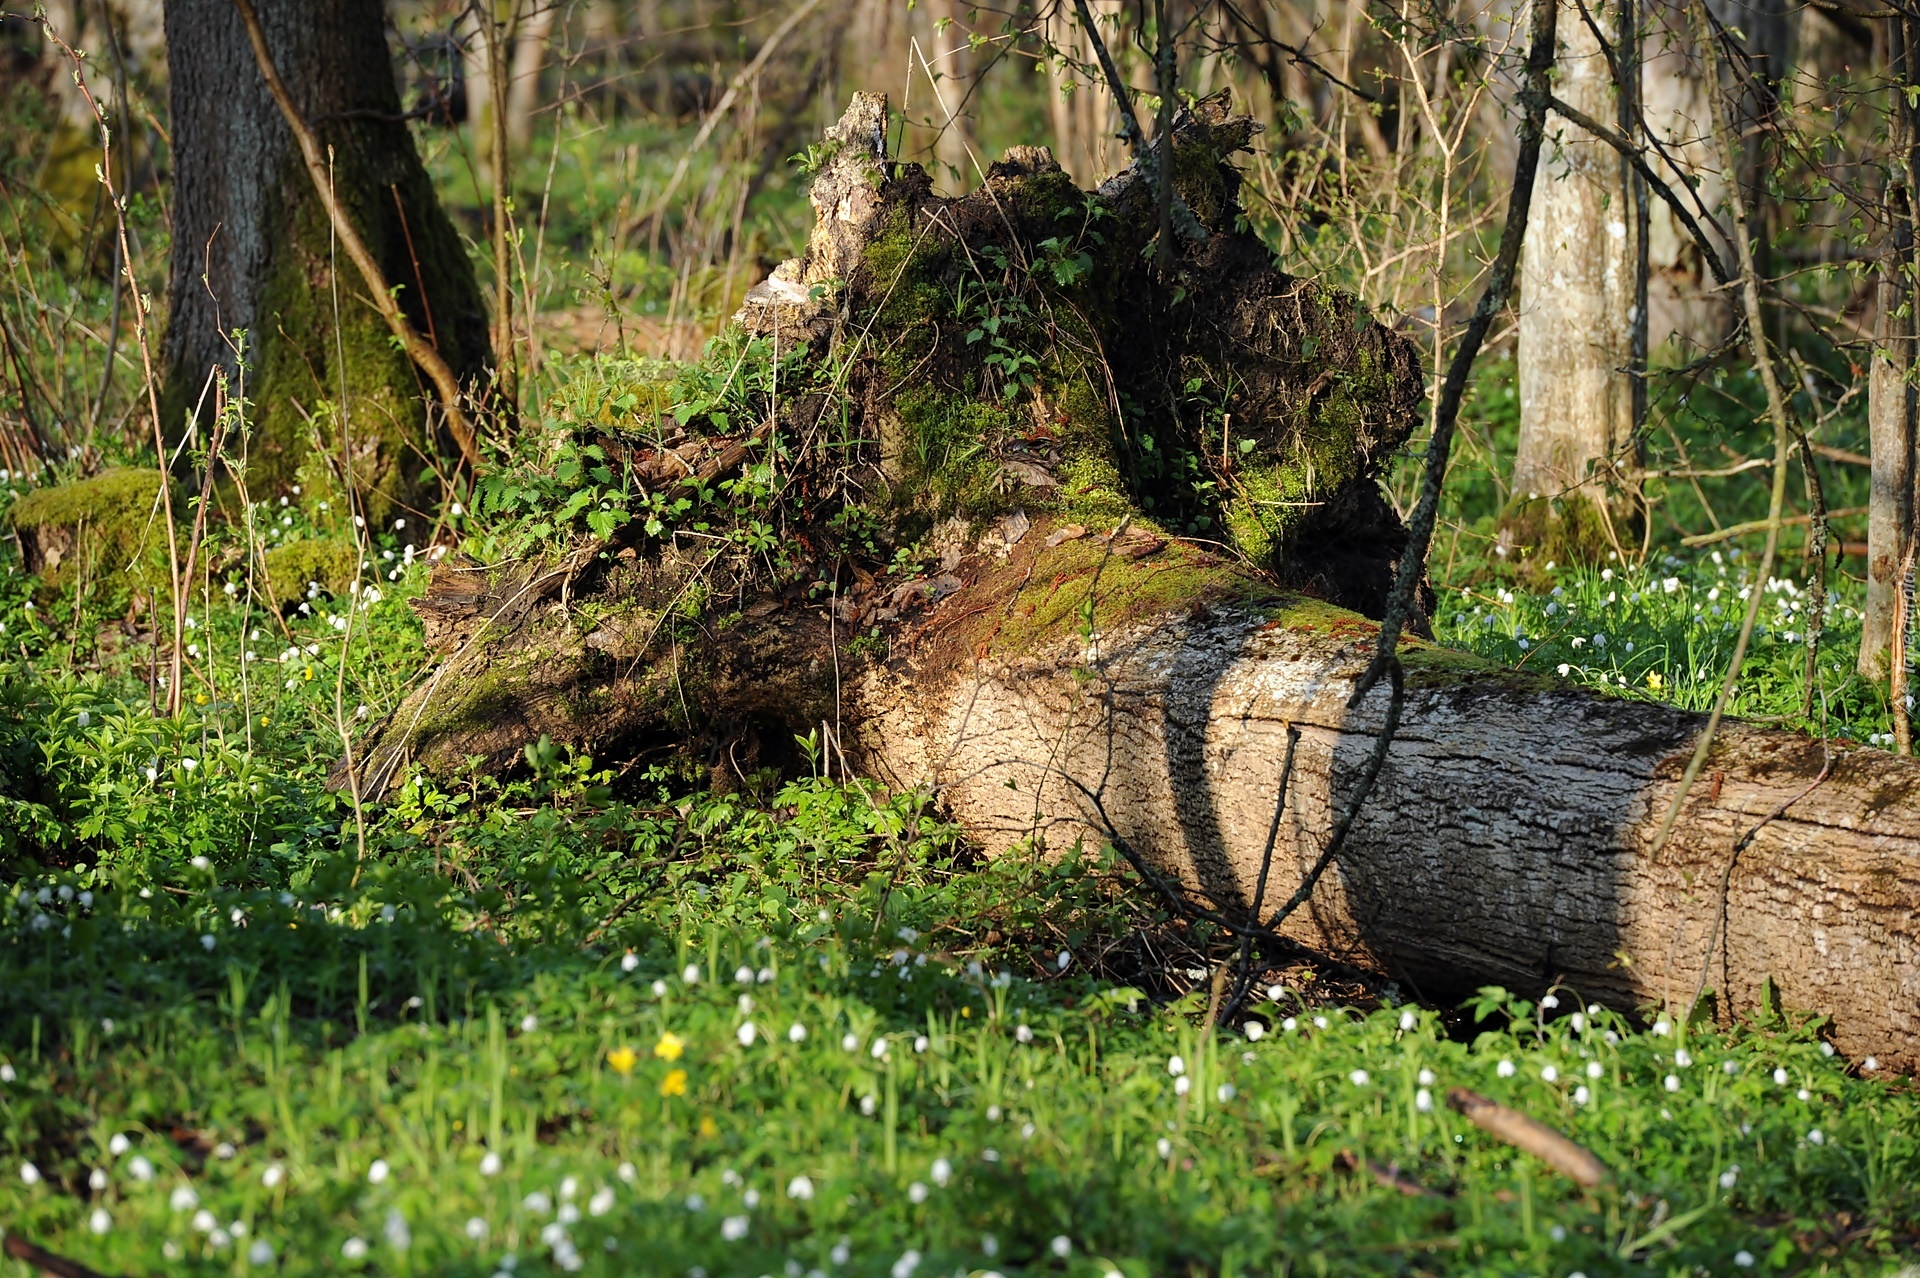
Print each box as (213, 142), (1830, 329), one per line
(1434, 549), (1893, 744)
(0, 469), (1918, 1276)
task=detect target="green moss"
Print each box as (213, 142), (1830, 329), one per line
(6, 468), (172, 596)
(861, 205), (951, 379)
(1499, 492), (1616, 569)
(1257, 592), (1556, 691)
(261, 539), (358, 608)
(987, 534), (1268, 656)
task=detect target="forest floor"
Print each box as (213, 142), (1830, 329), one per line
(1, 405), (1917, 1277)
(2, 89), (1915, 1275)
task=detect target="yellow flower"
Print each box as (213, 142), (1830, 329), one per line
(259, 716), (271, 727)
(660, 1068), (688, 1097)
(654, 1032), (685, 1062)
(607, 1046), (638, 1076)
(698, 1114), (718, 1138)
(194, 693), (209, 705)
(302, 667), (314, 681)
(1646, 671), (1663, 690)
(960, 1007), (971, 1018)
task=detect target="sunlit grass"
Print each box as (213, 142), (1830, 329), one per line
(1434, 548), (1894, 745)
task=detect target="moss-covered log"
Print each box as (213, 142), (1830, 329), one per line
(342, 94), (1920, 1069)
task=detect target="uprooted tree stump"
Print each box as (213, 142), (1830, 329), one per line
(342, 93), (1920, 1071)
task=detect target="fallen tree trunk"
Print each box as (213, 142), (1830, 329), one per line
(341, 92), (1920, 1070)
(847, 532), (1920, 1070)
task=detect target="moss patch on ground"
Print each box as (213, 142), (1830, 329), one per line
(5, 468), (172, 598)
(261, 539), (359, 608)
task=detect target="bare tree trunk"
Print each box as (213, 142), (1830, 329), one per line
(922, 0), (974, 191)
(1865, 17), (1920, 684)
(161, 0), (491, 521)
(1640, 0), (1733, 351)
(506, 0), (558, 153)
(1510, 0), (1636, 557)
(851, 576), (1920, 1071)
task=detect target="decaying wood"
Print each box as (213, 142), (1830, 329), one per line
(341, 92), (1920, 1072)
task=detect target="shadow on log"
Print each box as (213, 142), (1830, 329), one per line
(339, 92), (1920, 1071)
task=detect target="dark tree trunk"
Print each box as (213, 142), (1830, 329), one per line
(161, 0), (489, 522)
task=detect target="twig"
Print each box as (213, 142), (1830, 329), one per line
(1445, 1088), (1609, 1187)
(1332, 1149), (1448, 1197)
(1, 1230), (120, 1278)
(1261, 664), (1404, 934)
(229, 0), (482, 468)
(1541, 94), (1732, 286)
(1687, 744), (1834, 1023)
(1066, 0), (1147, 151)
(1678, 507), (1865, 546)
(1219, 725), (1302, 1022)
(1054, 767), (1373, 984)
(483, 0), (518, 409)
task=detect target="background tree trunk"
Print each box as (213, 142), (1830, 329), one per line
(1863, 14), (1918, 683)
(1510, 0), (1637, 560)
(1044, 0), (1125, 187)
(922, 0), (975, 192)
(162, 0), (491, 521)
(1640, 0), (1733, 352)
(505, 0), (557, 153)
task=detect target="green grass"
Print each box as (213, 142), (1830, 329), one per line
(1434, 549), (1894, 745)
(2, 464), (1919, 1277)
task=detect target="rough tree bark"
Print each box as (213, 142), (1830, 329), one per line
(1863, 13), (1919, 684)
(1508, 0), (1637, 561)
(1640, 0), (1732, 351)
(162, 0), (491, 521)
(343, 94), (1920, 1069)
